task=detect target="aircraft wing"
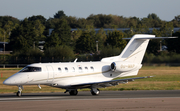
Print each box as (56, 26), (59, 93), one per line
(68, 76), (153, 89)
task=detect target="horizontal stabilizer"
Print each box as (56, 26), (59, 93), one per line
(123, 37), (177, 40)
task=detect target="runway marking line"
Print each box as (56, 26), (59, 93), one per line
(0, 97), (65, 101)
(1, 97), (180, 102)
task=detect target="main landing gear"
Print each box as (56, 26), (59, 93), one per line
(64, 89), (78, 96)
(91, 88), (100, 95)
(69, 90), (78, 95)
(16, 85), (23, 97)
(64, 88), (100, 96)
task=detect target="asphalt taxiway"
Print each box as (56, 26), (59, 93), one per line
(0, 90), (180, 111)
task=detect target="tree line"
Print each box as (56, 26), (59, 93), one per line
(0, 10), (180, 64)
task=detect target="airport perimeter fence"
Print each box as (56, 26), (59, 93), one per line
(0, 55), (101, 64)
(1, 55), (180, 68)
(0, 64), (28, 68)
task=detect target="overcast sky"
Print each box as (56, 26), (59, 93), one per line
(0, 0), (179, 21)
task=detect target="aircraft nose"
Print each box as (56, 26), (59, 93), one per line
(3, 78), (12, 85)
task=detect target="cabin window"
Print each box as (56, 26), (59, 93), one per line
(90, 66), (94, 71)
(65, 67), (68, 72)
(20, 66), (41, 72)
(85, 67), (88, 72)
(72, 67), (75, 72)
(58, 68), (61, 72)
(79, 67), (82, 73)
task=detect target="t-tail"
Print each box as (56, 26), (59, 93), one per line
(101, 34), (155, 64)
(101, 34), (176, 64)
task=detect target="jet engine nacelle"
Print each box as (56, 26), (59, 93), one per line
(110, 61), (139, 72)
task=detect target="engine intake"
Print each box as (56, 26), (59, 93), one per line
(110, 61), (139, 72)
(110, 62), (116, 71)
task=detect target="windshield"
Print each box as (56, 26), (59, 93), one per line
(20, 66), (41, 72)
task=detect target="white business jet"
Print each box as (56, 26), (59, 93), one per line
(3, 34), (176, 97)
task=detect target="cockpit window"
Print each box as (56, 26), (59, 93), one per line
(20, 66), (41, 72)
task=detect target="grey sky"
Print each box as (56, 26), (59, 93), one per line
(0, 0), (179, 21)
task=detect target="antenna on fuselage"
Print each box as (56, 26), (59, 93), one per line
(74, 58), (78, 63)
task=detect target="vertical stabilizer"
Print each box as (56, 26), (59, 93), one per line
(119, 34), (155, 64)
(101, 34), (155, 63)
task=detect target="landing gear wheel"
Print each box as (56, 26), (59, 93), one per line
(69, 90), (78, 95)
(91, 88), (100, 95)
(17, 85), (23, 97)
(17, 91), (22, 97)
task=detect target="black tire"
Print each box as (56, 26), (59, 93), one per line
(91, 88), (100, 95)
(69, 90), (78, 95)
(17, 91), (21, 97)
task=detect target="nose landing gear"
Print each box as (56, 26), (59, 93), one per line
(16, 85), (23, 97)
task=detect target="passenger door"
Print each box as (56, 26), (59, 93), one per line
(46, 65), (54, 82)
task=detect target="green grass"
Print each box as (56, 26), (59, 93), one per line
(0, 68), (22, 71)
(110, 66), (180, 91)
(0, 66), (180, 93)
